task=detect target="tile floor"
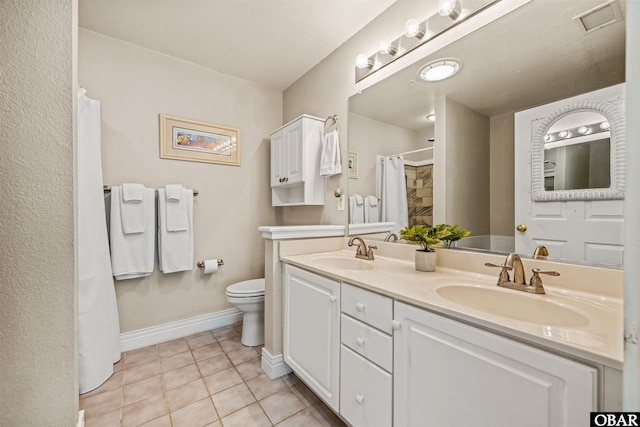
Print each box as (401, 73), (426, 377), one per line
(80, 324), (347, 427)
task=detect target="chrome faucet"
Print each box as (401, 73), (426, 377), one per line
(484, 253), (560, 295)
(348, 236), (377, 260)
(384, 233), (398, 242)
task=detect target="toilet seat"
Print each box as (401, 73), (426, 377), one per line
(226, 278), (265, 298)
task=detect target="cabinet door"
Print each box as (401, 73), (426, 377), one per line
(283, 264), (340, 411)
(394, 301), (596, 427)
(282, 118), (304, 184)
(340, 345), (392, 427)
(270, 128), (285, 187)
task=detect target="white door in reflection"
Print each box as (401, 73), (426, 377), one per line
(514, 85), (625, 266)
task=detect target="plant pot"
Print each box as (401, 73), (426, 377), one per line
(415, 250), (436, 272)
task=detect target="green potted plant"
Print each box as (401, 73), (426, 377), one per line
(400, 225), (451, 271)
(436, 224), (471, 249)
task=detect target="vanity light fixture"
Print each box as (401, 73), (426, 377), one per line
(426, 113), (436, 121)
(438, 0), (463, 20)
(356, 53), (374, 69)
(419, 59), (461, 81)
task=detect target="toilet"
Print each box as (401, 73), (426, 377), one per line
(226, 278), (265, 347)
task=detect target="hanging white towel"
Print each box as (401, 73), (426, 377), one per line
(164, 184), (189, 232)
(364, 195), (379, 223)
(320, 129), (342, 176)
(110, 185), (155, 280)
(120, 183), (146, 234)
(349, 194), (365, 224)
(158, 188), (194, 273)
(77, 90), (121, 394)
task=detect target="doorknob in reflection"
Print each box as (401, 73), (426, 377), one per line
(516, 224), (527, 232)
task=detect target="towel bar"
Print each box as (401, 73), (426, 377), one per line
(197, 259), (224, 268)
(103, 185), (198, 197)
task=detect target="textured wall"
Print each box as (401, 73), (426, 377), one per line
(79, 30), (281, 332)
(0, 1), (77, 425)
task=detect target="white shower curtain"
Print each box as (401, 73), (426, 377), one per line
(77, 89), (121, 393)
(376, 155), (409, 235)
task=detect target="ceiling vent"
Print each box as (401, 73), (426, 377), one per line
(574, 0), (623, 34)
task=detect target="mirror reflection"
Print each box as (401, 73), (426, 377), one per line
(348, 0), (625, 266)
(543, 113), (610, 192)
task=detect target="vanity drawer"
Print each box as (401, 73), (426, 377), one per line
(341, 314), (392, 372)
(340, 345), (392, 427)
(342, 283), (393, 334)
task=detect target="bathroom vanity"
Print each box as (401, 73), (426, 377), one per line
(279, 238), (623, 427)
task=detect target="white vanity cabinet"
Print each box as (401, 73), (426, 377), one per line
(393, 301), (597, 427)
(339, 284), (393, 427)
(282, 264), (340, 411)
(270, 115), (325, 206)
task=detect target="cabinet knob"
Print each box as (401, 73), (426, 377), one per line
(355, 303), (365, 312)
(355, 394), (364, 405)
(356, 337), (365, 347)
(391, 320), (401, 331)
(329, 295), (337, 303)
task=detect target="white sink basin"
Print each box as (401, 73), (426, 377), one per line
(436, 285), (590, 327)
(312, 256), (375, 271)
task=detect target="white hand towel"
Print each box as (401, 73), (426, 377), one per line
(110, 186), (155, 280)
(120, 184), (146, 234)
(165, 185), (188, 232)
(122, 183), (145, 202)
(158, 188), (194, 273)
(165, 184), (183, 201)
(364, 195), (380, 223)
(349, 194), (365, 224)
(320, 129), (342, 176)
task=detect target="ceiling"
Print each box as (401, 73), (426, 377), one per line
(349, 0), (626, 131)
(78, 0), (396, 90)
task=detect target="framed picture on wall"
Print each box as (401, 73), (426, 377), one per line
(160, 114), (240, 166)
(348, 151), (359, 179)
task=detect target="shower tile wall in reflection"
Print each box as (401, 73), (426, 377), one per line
(405, 164), (433, 227)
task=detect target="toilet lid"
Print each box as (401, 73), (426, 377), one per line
(227, 278), (265, 296)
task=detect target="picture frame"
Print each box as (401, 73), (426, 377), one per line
(160, 114), (240, 166)
(348, 151), (359, 179)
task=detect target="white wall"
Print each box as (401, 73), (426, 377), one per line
(0, 1), (77, 425)
(348, 113), (416, 197)
(79, 30), (281, 332)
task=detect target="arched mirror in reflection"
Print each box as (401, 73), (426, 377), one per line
(532, 102), (626, 201)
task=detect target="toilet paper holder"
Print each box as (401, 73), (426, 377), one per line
(197, 259), (224, 269)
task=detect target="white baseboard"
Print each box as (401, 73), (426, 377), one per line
(261, 348), (292, 380)
(120, 308), (243, 352)
(77, 410), (84, 427)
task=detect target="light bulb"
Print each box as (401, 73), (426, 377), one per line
(544, 134), (552, 143)
(600, 121), (610, 130)
(558, 130), (570, 138)
(577, 126), (591, 135)
(356, 54), (372, 69)
(438, 0), (462, 20)
(379, 39), (397, 55)
(404, 18), (424, 39)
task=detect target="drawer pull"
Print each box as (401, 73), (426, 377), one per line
(355, 394), (364, 404)
(356, 337), (365, 347)
(356, 303), (365, 312)
(391, 320), (401, 330)
(329, 295), (337, 303)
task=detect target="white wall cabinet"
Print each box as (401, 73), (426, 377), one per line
(393, 301), (597, 427)
(282, 264), (340, 410)
(270, 115), (325, 206)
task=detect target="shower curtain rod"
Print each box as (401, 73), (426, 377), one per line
(392, 147), (434, 157)
(103, 185), (199, 197)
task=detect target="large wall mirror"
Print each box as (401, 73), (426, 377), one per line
(347, 0), (626, 266)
